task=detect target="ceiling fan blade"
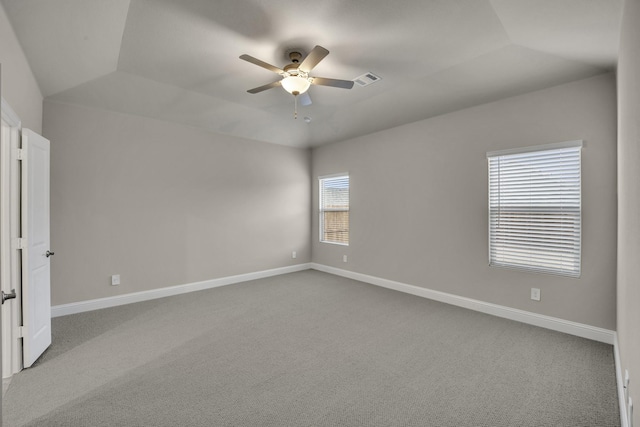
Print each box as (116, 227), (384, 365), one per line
(247, 80), (282, 94)
(299, 45), (329, 73)
(299, 92), (312, 106)
(240, 54), (284, 74)
(311, 77), (354, 89)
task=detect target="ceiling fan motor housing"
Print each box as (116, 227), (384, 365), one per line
(284, 63), (302, 76)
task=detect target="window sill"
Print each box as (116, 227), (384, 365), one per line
(320, 241), (349, 246)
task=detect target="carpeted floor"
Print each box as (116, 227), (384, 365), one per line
(3, 270), (619, 426)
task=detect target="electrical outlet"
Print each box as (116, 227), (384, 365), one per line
(530, 288), (541, 301)
(292, 251), (297, 259)
(111, 274), (120, 286)
(343, 255), (348, 263)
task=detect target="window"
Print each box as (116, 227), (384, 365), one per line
(319, 174), (349, 245)
(487, 141), (582, 277)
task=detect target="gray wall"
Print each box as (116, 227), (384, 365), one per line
(0, 1), (42, 132)
(44, 101), (311, 306)
(312, 73), (617, 330)
(617, 0), (640, 424)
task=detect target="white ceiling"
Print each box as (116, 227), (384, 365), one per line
(2, 0), (623, 148)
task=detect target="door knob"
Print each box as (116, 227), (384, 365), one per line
(1, 289), (16, 304)
(46, 250), (55, 257)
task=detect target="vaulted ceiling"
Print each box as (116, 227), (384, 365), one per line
(2, 0), (623, 147)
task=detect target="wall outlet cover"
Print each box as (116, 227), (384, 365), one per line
(531, 288), (541, 301)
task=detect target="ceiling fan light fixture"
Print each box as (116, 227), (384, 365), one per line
(281, 75), (311, 95)
(241, 45), (354, 111)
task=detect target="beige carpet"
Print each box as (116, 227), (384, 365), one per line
(3, 270), (619, 426)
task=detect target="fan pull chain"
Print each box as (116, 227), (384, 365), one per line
(294, 94), (298, 119)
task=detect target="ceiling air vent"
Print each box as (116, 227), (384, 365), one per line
(354, 72), (382, 87)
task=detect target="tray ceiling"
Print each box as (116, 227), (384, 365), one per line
(2, 0), (623, 147)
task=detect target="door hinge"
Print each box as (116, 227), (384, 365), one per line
(12, 148), (24, 161)
(17, 326), (25, 338)
(12, 238), (26, 250)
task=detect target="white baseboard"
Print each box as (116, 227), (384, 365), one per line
(53, 261), (616, 346)
(310, 263), (615, 345)
(615, 333), (630, 427)
(51, 263), (312, 318)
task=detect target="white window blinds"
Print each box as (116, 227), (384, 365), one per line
(319, 174), (349, 245)
(487, 142), (582, 277)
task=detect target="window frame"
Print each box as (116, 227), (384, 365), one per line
(487, 141), (583, 277)
(319, 173), (350, 246)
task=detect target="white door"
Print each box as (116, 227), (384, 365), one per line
(21, 129), (51, 368)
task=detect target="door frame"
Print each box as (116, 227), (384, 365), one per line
(1, 97), (24, 380)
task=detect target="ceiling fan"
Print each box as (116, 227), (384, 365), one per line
(240, 45), (354, 117)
